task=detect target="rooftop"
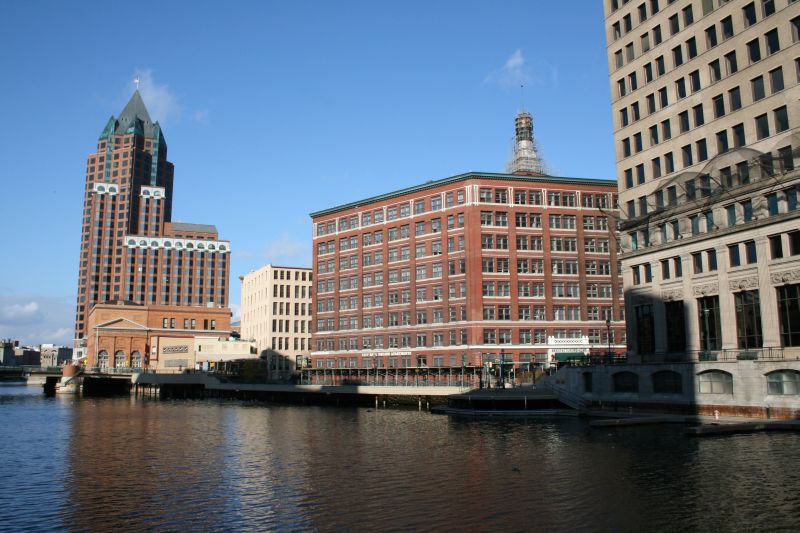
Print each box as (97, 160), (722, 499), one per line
(169, 222), (218, 234)
(309, 171), (616, 218)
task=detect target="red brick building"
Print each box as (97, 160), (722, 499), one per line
(308, 172), (625, 384)
(74, 91), (231, 366)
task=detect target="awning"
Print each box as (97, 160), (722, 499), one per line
(554, 352), (586, 362)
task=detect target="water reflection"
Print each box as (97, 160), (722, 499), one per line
(1, 386), (799, 532)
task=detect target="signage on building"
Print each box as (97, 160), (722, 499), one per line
(363, 351), (411, 357)
(162, 345), (189, 354)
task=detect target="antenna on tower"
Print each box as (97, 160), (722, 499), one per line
(520, 84), (525, 111)
(134, 76), (140, 91)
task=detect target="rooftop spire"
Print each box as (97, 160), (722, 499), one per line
(507, 110), (546, 175)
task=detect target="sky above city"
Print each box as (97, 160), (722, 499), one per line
(0, 0), (615, 345)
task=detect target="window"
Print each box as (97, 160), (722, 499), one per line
(770, 234), (783, 258)
(686, 37), (697, 59)
(744, 240), (757, 264)
(735, 290), (763, 348)
(767, 371), (800, 395)
(673, 46), (683, 67)
(665, 301), (686, 353)
(705, 25), (718, 48)
(765, 28), (780, 55)
(777, 284), (800, 347)
(743, 2), (756, 27)
(653, 370), (683, 394)
(713, 94), (725, 118)
(669, 14), (680, 35)
(747, 39), (761, 63)
(709, 59), (721, 82)
(752, 75), (765, 101)
(613, 371), (639, 393)
(698, 296), (721, 350)
(721, 16), (734, 40)
(725, 51), (738, 75)
(698, 371), (733, 394)
(676, 77), (686, 99)
(690, 70), (701, 92)
(693, 104), (704, 127)
(732, 122), (745, 147)
(755, 113), (770, 140)
(769, 67), (784, 93)
(679, 110), (690, 132)
(762, 0), (775, 18)
(774, 106), (789, 133)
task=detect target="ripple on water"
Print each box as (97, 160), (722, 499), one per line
(2, 388), (800, 532)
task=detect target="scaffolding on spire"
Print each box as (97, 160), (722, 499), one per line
(508, 110), (546, 175)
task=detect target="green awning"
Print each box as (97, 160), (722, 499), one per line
(554, 352), (586, 362)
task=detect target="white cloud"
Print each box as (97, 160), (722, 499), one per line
(133, 69), (182, 123)
(0, 295), (73, 345)
(229, 303), (241, 322)
(264, 234), (311, 265)
(484, 49), (530, 88)
(0, 301), (42, 325)
(193, 109), (209, 123)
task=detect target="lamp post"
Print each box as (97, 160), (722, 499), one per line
(499, 350), (505, 389)
(606, 318), (612, 363)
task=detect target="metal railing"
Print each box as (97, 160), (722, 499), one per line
(639, 347), (789, 363)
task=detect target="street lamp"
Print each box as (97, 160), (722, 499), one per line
(499, 350), (505, 389)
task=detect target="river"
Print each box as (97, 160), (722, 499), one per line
(1, 384), (798, 532)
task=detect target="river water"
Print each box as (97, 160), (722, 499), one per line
(1, 384), (798, 532)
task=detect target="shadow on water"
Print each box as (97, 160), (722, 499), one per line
(2, 386), (800, 532)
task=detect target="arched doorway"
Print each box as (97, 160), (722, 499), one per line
(114, 351), (127, 369)
(97, 350), (109, 370)
(130, 351), (142, 369)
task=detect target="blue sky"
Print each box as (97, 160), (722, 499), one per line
(0, 1), (615, 345)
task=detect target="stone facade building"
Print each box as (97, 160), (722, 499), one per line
(605, 0), (800, 361)
(240, 264), (313, 379)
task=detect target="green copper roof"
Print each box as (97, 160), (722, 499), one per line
(309, 172), (617, 218)
(98, 90), (163, 140)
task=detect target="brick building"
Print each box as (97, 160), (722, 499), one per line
(308, 168), (624, 385)
(74, 91), (231, 366)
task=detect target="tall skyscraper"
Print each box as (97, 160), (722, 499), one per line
(74, 91), (231, 366)
(604, 0), (799, 359)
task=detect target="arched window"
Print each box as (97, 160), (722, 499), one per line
(219, 245), (227, 251)
(652, 370), (683, 394)
(97, 350), (109, 370)
(697, 370), (733, 394)
(130, 351), (142, 369)
(767, 370), (800, 395)
(128, 239), (136, 246)
(143, 189), (151, 196)
(97, 185), (106, 192)
(613, 371), (639, 393)
(114, 351), (127, 368)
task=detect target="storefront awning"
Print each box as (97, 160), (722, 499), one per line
(554, 352), (586, 362)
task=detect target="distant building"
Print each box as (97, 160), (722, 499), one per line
(39, 344), (73, 367)
(604, 0), (800, 361)
(73, 90), (232, 366)
(14, 346), (41, 366)
(85, 301), (231, 370)
(1, 339), (18, 366)
(240, 265), (313, 380)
